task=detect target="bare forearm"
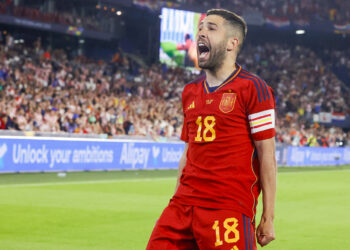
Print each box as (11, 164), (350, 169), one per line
(255, 138), (277, 219)
(260, 155), (276, 219)
(254, 138), (277, 246)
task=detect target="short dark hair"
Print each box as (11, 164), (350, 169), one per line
(206, 9), (247, 51)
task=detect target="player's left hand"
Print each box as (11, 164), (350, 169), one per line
(256, 216), (275, 247)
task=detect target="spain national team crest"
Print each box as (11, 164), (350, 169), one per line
(219, 92), (237, 113)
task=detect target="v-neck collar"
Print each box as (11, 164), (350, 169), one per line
(203, 63), (242, 94)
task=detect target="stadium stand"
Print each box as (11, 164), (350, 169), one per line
(0, 30), (349, 147)
(170, 0), (350, 24)
(0, 0), (349, 147)
(239, 43), (350, 146)
(0, 0), (104, 31)
(324, 48), (350, 87)
(0, 33), (188, 138)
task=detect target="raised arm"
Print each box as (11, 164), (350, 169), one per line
(174, 143), (189, 193)
(254, 137), (277, 247)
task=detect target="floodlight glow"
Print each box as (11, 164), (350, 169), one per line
(296, 29), (305, 35)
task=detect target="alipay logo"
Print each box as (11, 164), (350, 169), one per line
(0, 143), (8, 169)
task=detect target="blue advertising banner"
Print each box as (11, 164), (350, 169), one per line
(0, 136), (348, 172)
(287, 146), (350, 166)
(275, 145), (288, 166)
(0, 137), (185, 173)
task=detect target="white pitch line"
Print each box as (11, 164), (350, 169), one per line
(0, 177), (177, 188)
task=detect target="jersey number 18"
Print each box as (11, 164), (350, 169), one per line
(194, 116), (216, 142)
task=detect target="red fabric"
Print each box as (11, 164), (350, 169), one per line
(174, 66), (275, 219)
(147, 200), (256, 250)
(0, 117), (6, 129)
(43, 51), (51, 60)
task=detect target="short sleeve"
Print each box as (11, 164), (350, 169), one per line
(246, 77), (276, 141)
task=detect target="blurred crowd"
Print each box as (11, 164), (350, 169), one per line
(239, 43), (350, 147)
(240, 43), (350, 114)
(0, 33), (349, 147)
(1, 0), (349, 32)
(0, 1), (102, 31)
(179, 0), (350, 24)
(275, 122), (348, 147)
(0, 34), (189, 139)
(324, 48), (350, 86)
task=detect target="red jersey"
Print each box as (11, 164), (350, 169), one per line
(173, 64), (276, 220)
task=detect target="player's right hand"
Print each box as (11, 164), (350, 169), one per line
(256, 217), (275, 247)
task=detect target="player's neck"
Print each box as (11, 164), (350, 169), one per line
(205, 61), (236, 87)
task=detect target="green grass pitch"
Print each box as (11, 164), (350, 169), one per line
(0, 166), (349, 250)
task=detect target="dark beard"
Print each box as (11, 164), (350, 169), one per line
(198, 39), (227, 73)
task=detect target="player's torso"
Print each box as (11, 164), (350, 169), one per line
(183, 77), (255, 167)
(175, 72), (260, 217)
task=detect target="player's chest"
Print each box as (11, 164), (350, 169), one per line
(184, 88), (245, 120)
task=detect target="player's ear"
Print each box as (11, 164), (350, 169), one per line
(227, 37), (239, 52)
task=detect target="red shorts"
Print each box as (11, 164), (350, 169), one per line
(147, 200), (256, 250)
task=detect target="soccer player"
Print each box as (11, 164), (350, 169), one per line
(147, 9), (276, 250)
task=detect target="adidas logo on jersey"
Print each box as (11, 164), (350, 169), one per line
(187, 101), (195, 110)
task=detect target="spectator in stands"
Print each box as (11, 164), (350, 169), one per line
(0, 31), (348, 147)
(175, 0), (350, 25)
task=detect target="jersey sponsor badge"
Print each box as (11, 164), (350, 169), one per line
(248, 109), (275, 134)
(219, 93), (236, 113)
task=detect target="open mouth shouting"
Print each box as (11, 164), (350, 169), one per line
(197, 41), (210, 61)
